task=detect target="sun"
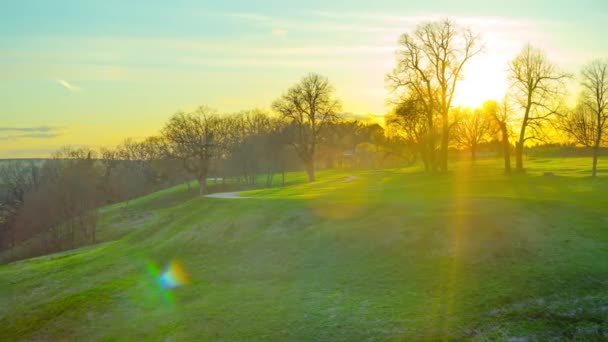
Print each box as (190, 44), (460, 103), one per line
(452, 56), (509, 108)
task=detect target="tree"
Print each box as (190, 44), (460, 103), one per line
(483, 99), (513, 174)
(387, 19), (482, 173)
(508, 44), (570, 171)
(386, 97), (435, 170)
(272, 73), (341, 182)
(162, 106), (226, 195)
(0, 161), (39, 252)
(0, 160), (38, 205)
(560, 59), (608, 177)
(452, 106), (493, 161)
(99, 147), (121, 201)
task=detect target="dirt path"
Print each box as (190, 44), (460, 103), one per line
(206, 175), (357, 199)
(205, 191), (250, 199)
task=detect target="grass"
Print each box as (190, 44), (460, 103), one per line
(1, 157), (607, 340)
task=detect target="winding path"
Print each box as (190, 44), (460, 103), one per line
(205, 176), (357, 199)
(205, 191), (250, 199)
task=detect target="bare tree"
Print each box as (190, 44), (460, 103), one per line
(162, 106), (226, 194)
(483, 99), (514, 173)
(560, 59), (608, 177)
(272, 73), (341, 182)
(453, 107), (493, 161)
(564, 59), (608, 177)
(99, 147), (121, 200)
(0, 161), (38, 205)
(386, 96), (435, 171)
(387, 19), (482, 173)
(0, 161), (39, 252)
(508, 44), (570, 171)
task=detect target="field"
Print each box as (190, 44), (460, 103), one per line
(1, 157), (607, 341)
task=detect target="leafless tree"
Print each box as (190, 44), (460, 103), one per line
(508, 44), (570, 171)
(272, 73), (341, 182)
(452, 106), (493, 161)
(483, 99), (514, 173)
(386, 96), (435, 170)
(162, 106), (226, 194)
(387, 19), (482, 173)
(560, 59), (608, 177)
(0, 161), (39, 252)
(99, 147), (121, 200)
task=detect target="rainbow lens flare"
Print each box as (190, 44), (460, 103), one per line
(158, 259), (190, 289)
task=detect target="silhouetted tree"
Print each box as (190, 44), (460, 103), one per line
(453, 106), (493, 161)
(162, 106), (226, 194)
(387, 19), (482, 172)
(508, 44), (570, 171)
(484, 99), (514, 173)
(386, 97), (435, 170)
(272, 73), (341, 182)
(560, 59), (608, 177)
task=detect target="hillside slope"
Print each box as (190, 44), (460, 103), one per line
(1, 160), (608, 340)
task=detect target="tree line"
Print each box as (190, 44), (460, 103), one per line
(0, 75), (395, 261)
(2, 18), (607, 262)
(386, 19), (607, 175)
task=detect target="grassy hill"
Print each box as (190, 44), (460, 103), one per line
(1, 158), (607, 340)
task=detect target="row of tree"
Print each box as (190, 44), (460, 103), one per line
(0, 92), (393, 260)
(386, 19), (607, 176)
(2, 18), (607, 261)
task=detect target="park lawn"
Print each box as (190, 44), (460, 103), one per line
(1, 157), (607, 341)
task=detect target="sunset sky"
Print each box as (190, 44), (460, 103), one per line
(1, 0), (607, 158)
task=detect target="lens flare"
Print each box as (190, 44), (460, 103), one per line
(158, 259), (190, 289)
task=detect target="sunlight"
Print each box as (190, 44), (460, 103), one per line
(452, 56), (509, 108)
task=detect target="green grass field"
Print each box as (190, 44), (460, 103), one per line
(1, 157), (607, 341)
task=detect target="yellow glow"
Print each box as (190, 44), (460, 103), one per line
(452, 55), (509, 108)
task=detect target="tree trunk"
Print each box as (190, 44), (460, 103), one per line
(198, 172), (208, 195)
(592, 145), (599, 177)
(440, 117), (449, 172)
(515, 142), (524, 171)
(516, 107), (529, 172)
(305, 159), (315, 182)
(501, 125), (511, 174)
(419, 145), (429, 172)
(425, 137), (436, 173)
(266, 166), (273, 188)
(471, 144), (477, 162)
(198, 179), (207, 195)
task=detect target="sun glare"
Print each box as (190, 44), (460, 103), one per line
(452, 56), (509, 108)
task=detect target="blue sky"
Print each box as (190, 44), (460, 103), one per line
(1, 0), (607, 157)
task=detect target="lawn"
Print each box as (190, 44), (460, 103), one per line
(1, 157), (607, 340)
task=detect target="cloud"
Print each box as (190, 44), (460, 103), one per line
(271, 28), (288, 37)
(0, 125), (58, 132)
(56, 79), (82, 92)
(0, 126), (65, 141)
(0, 133), (62, 141)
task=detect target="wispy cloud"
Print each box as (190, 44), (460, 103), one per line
(56, 79), (82, 92)
(0, 125), (59, 132)
(0, 126), (65, 141)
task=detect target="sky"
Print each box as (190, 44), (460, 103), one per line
(1, 0), (607, 158)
